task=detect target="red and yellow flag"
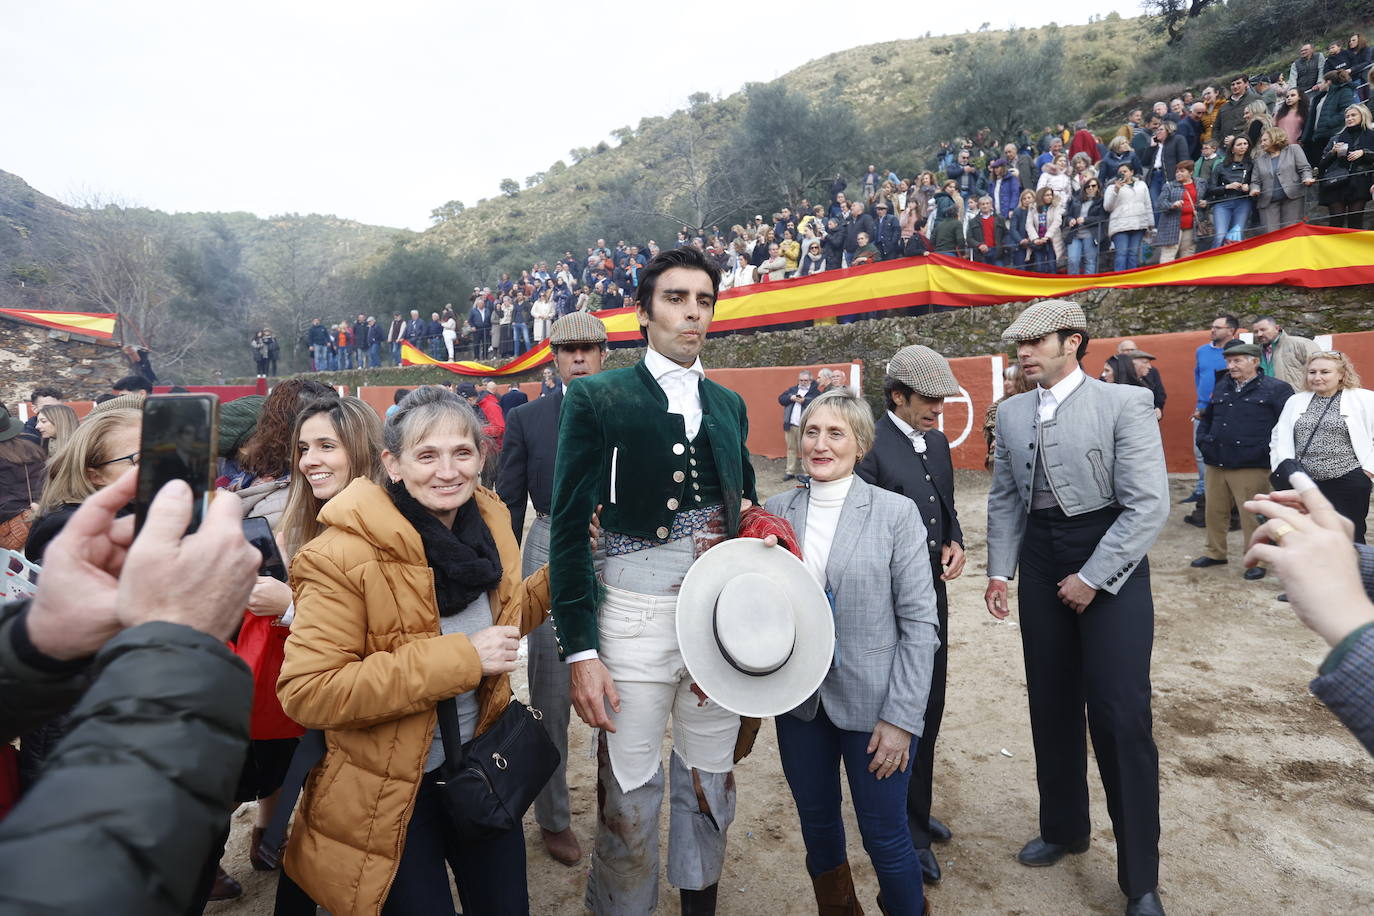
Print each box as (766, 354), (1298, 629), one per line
(0, 308), (116, 339)
(404, 224), (1374, 377)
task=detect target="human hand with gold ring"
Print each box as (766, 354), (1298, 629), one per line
(1244, 475), (1374, 647)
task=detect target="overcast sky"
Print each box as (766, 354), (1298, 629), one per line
(3, 1), (1139, 231)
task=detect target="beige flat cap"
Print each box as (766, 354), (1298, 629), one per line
(548, 312), (608, 346)
(1001, 299), (1088, 342)
(886, 345), (960, 398)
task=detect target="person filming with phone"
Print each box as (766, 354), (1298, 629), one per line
(0, 466), (261, 915)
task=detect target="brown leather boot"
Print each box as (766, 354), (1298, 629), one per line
(539, 826), (583, 866)
(812, 863), (863, 915)
(209, 865), (242, 901)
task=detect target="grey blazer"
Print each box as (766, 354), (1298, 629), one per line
(1249, 145), (1314, 202)
(764, 476), (940, 737)
(986, 376), (1169, 594)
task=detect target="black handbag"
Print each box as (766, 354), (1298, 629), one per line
(1270, 392), (1337, 490)
(433, 697), (559, 841)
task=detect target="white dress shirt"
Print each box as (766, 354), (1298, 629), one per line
(992, 367), (1098, 590)
(644, 346), (705, 439)
(885, 410), (928, 454)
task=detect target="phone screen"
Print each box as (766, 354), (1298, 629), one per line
(135, 394), (219, 534)
(242, 516), (288, 582)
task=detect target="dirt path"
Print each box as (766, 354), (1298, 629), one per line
(214, 462), (1374, 915)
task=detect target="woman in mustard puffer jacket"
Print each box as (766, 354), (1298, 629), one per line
(279, 387), (552, 915)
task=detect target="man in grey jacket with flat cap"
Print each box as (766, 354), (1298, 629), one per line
(984, 299), (1170, 916)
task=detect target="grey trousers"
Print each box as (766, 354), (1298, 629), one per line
(586, 734), (735, 915)
(523, 516), (574, 834)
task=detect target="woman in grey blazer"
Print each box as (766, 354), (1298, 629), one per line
(763, 389), (940, 915)
(1249, 125), (1316, 233)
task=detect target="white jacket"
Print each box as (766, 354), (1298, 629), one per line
(1103, 180), (1155, 234)
(1270, 387), (1374, 475)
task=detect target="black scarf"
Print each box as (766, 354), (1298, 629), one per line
(387, 480), (503, 616)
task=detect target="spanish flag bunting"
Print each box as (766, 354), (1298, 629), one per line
(404, 223), (1374, 377)
(0, 308), (117, 339)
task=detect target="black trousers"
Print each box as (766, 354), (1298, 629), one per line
(1018, 506), (1160, 898)
(905, 561), (947, 849)
(1317, 468), (1372, 544)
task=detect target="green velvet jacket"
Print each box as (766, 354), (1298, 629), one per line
(548, 359), (757, 658)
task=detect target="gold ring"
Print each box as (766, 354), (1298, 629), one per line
(1273, 522), (1296, 541)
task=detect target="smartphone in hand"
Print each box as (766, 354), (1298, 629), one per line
(135, 393), (219, 534)
(242, 516), (288, 582)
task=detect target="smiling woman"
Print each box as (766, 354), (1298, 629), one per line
(277, 385), (554, 915)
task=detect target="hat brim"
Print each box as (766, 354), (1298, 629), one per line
(677, 538), (834, 718)
(0, 418), (23, 443)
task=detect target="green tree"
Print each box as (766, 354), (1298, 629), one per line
(362, 242), (467, 319)
(919, 30), (1077, 146)
(429, 200), (465, 223)
(499, 178), (520, 198)
(723, 82), (864, 209)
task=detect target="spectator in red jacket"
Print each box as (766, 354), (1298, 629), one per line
(457, 382), (506, 486)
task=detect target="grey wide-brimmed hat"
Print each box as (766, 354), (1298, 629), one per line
(0, 405), (24, 443)
(548, 312), (607, 347)
(1224, 343), (1262, 358)
(677, 539), (835, 718)
(886, 345), (960, 398)
(1001, 299), (1088, 343)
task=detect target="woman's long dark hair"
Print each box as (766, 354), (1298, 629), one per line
(1104, 354), (1146, 386)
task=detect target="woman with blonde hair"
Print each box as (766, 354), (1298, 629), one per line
(1248, 126), (1315, 232)
(1243, 99), (1274, 151)
(25, 407), (140, 562)
(34, 404), (77, 457)
(1027, 186), (1065, 272)
(1319, 103), (1374, 228)
(1271, 351), (1374, 542)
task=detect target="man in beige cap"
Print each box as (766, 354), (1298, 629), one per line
(984, 300), (1169, 916)
(856, 344), (964, 884)
(496, 310), (608, 867)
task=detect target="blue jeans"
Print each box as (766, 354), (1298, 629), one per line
(311, 344), (329, 371)
(382, 772), (528, 914)
(1066, 235), (1099, 274)
(367, 342), (380, 368)
(775, 706), (925, 915)
(1112, 229), (1145, 271)
(512, 322), (531, 356)
(391, 341), (402, 365)
(1208, 197), (1251, 248)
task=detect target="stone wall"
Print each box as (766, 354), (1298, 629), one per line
(0, 319), (130, 411)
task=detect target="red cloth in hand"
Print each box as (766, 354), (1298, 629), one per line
(738, 506), (802, 560)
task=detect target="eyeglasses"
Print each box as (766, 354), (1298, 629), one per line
(93, 452), (139, 468)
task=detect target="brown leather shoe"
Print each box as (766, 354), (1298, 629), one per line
(209, 865), (243, 901)
(812, 862), (864, 915)
(250, 826), (283, 871)
(540, 826), (583, 866)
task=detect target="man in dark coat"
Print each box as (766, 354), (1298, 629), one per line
(0, 466), (259, 916)
(498, 382), (528, 418)
(843, 202), (875, 267)
(873, 202), (903, 260)
(857, 345), (965, 887)
(776, 369), (819, 480)
(352, 315), (370, 368)
(467, 298), (492, 358)
(1118, 341), (1167, 417)
(1192, 343), (1293, 580)
(496, 312), (608, 869)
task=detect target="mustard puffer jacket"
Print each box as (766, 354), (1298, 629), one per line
(277, 477), (549, 915)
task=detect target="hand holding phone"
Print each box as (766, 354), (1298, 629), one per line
(135, 394), (219, 535)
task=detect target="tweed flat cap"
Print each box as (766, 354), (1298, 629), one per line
(1223, 343), (1262, 358)
(886, 345), (961, 398)
(548, 312), (607, 346)
(1001, 299), (1088, 342)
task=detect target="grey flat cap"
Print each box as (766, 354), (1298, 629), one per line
(1224, 343), (1262, 358)
(548, 312), (608, 346)
(1001, 299), (1088, 342)
(886, 345), (960, 398)
(1124, 349), (1156, 360)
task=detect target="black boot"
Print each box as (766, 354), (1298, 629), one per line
(681, 884), (719, 916)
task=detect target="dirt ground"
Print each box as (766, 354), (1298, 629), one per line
(214, 460), (1374, 915)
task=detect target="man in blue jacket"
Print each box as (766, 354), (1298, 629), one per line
(306, 318), (330, 371)
(873, 203), (903, 260)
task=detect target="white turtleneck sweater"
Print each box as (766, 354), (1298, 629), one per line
(803, 474), (853, 588)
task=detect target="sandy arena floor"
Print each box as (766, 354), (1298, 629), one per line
(213, 461), (1374, 915)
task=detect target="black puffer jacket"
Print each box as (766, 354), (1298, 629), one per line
(1196, 372), (1294, 468)
(0, 602), (250, 916)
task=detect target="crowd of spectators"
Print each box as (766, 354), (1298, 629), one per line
(280, 38), (1374, 372)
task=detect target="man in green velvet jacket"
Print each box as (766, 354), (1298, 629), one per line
(549, 246), (756, 916)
